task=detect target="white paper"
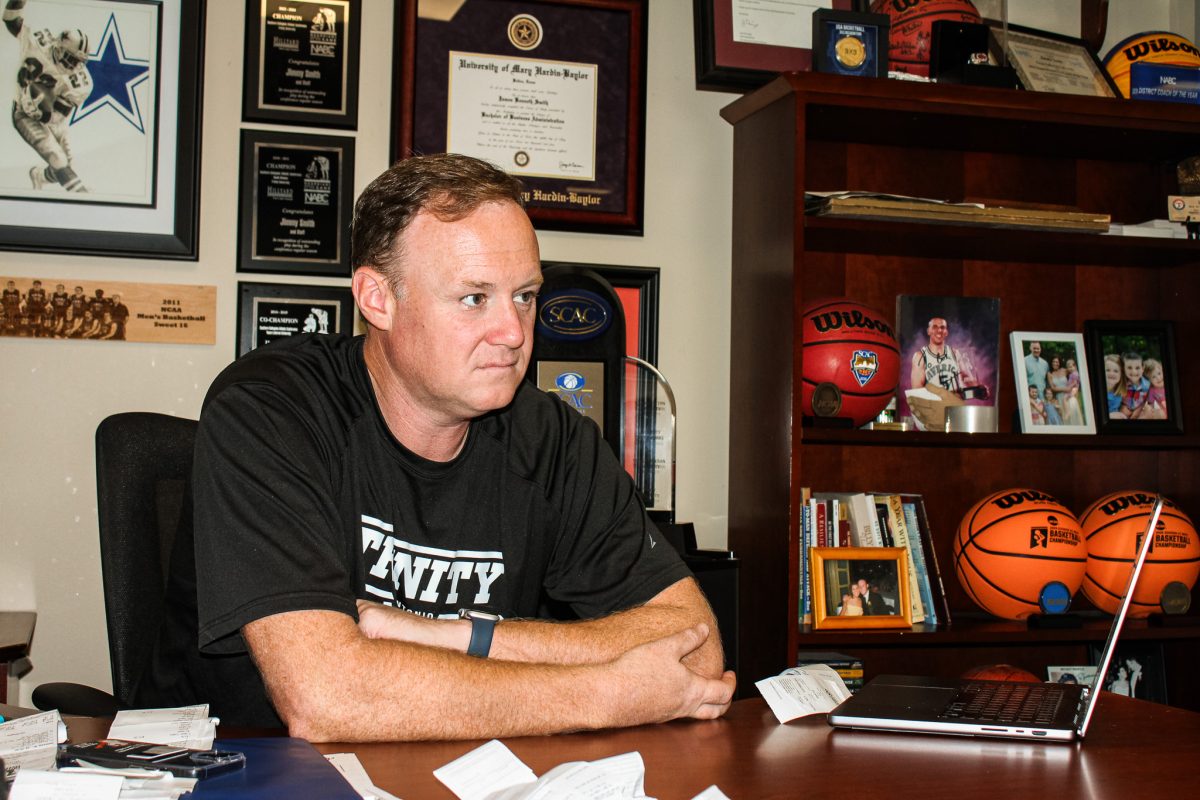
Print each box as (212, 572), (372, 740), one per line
(756, 663), (852, 723)
(325, 752), (404, 800)
(107, 705), (217, 750)
(691, 787), (731, 800)
(447, 52), (598, 181)
(434, 740), (538, 800)
(730, 0), (829, 49)
(0, 711), (67, 778)
(10, 769), (123, 800)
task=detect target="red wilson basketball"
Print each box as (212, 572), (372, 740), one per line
(870, 0), (982, 77)
(955, 489), (1086, 620)
(801, 298), (900, 427)
(1080, 491), (1200, 617)
(961, 664), (1042, 683)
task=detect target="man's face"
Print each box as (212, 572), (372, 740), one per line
(1030, 342), (1041, 357)
(374, 201), (542, 423)
(856, 579), (869, 595)
(927, 318), (948, 345)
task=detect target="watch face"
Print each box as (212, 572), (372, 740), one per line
(460, 609), (503, 621)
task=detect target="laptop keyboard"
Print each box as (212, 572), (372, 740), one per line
(939, 681), (1065, 726)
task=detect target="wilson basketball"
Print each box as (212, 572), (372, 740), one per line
(1103, 31), (1200, 98)
(870, 0), (982, 77)
(961, 664), (1041, 683)
(1079, 491), (1200, 617)
(801, 298), (900, 427)
(955, 489), (1086, 620)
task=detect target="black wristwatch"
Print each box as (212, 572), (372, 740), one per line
(459, 609), (502, 658)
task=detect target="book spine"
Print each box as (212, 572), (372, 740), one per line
(873, 499), (894, 547)
(913, 497), (952, 626)
(903, 500), (937, 626)
(801, 493), (812, 625)
(815, 499), (827, 548)
(886, 494), (925, 624)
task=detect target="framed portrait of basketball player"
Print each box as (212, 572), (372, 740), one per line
(1009, 331), (1096, 435)
(0, 0), (204, 259)
(694, 0), (856, 92)
(237, 281), (356, 357)
(810, 547), (913, 631)
(1083, 320), (1182, 435)
(393, 0), (647, 234)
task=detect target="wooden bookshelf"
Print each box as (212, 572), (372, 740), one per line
(722, 72), (1200, 709)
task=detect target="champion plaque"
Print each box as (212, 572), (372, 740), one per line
(244, 0), (361, 127)
(237, 130), (355, 278)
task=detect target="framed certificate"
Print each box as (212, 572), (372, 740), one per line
(393, 0), (647, 235)
(237, 281), (356, 356)
(243, 0), (361, 128)
(237, 130), (355, 277)
(694, 0), (853, 92)
(0, 0), (204, 259)
(987, 22), (1119, 98)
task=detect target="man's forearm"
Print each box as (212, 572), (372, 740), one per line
(244, 609), (733, 742)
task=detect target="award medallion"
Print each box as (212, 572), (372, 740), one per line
(835, 36), (867, 70)
(1160, 581), (1192, 615)
(811, 382), (843, 417)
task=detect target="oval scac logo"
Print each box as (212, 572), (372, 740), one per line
(536, 289), (612, 341)
(555, 372), (585, 391)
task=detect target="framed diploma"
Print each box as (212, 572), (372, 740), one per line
(237, 281), (356, 356)
(393, 0), (647, 235)
(694, 0), (853, 93)
(243, 0), (361, 128)
(237, 129), (355, 277)
(987, 22), (1119, 98)
(0, 0), (204, 259)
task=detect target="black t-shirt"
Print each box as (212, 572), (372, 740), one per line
(139, 334), (689, 726)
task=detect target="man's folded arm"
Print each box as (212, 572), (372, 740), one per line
(243, 607), (734, 742)
(357, 577), (728, 680)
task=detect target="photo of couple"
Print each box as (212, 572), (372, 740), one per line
(823, 558), (902, 618)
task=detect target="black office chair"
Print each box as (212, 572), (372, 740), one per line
(32, 412), (197, 716)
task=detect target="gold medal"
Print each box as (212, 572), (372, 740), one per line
(835, 36), (866, 69)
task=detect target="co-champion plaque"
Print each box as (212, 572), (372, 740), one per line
(244, 0), (361, 127)
(237, 130), (355, 277)
(237, 281), (356, 356)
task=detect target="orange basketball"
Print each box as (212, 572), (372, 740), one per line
(1080, 491), (1200, 617)
(870, 0), (982, 77)
(1102, 31), (1200, 98)
(961, 664), (1042, 683)
(955, 489), (1086, 620)
(801, 298), (900, 427)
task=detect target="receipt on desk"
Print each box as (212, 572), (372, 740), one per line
(0, 711), (67, 778)
(108, 705), (218, 750)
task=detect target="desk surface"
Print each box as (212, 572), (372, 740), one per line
(8, 696), (1198, 799)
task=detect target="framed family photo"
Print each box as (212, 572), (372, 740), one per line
(1083, 320), (1182, 435)
(0, 0), (204, 259)
(810, 546), (912, 631)
(1009, 331), (1096, 435)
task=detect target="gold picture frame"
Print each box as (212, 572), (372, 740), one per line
(811, 547), (913, 631)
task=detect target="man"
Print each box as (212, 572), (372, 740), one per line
(143, 154), (734, 742)
(24, 279), (46, 337)
(1024, 341), (1049, 397)
(107, 293), (129, 339)
(907, 317), (986, 431)
(855, 579), (890, 616)
(4, 0), (93, 193)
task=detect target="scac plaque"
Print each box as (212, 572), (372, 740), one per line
(244, 0), (361, 127)
(237, 130), (355, 277)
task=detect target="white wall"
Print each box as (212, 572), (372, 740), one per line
(0, 0), (1188, 703)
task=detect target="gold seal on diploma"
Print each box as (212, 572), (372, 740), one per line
(835, 36), (867, 69)
(508, 14), (543, 51)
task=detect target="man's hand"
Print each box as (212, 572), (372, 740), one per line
(906, 384), (963, 431)
(602, 624), (736, 726)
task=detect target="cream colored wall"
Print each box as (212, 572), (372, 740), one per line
(0, 0), (1188, 703)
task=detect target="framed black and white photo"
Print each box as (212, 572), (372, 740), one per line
(242, 0), (360, 128)
(0, 0), (204, 258)
(1084, 320), (1182, 435)
(237, 129), (355, 278)
(1009, 331), (1096, 435)
(237, 281), (356, 356)
(1088, 641), (1169, 705)
(393, 0), (647, 235)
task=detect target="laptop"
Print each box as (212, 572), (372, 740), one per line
(827, 495), (1165, 742)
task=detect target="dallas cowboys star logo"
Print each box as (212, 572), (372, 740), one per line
(74, 13), (152, 132)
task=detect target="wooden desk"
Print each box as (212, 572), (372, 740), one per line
(0, 611), (35, 703)
(7, 696), (1198, 799)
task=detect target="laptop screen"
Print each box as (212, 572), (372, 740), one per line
(1076, 495), (1164, 737)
